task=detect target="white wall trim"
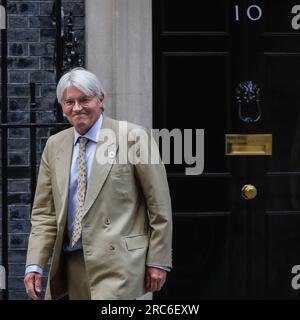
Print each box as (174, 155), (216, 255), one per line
(86, 0), (153, 129)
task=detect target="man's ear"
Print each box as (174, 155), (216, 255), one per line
(98, 96), (105, 112)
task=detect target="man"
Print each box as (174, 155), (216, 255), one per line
(23, 68), (172, 300)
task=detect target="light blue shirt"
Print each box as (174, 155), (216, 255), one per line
(25, 114), (170, 274)
(64, 114), (103, 251)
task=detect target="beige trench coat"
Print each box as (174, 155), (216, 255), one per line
(26, 116), (172, 300)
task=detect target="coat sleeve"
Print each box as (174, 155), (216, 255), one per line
(133, 129), (173, 268)
(26, 137), (57, 269)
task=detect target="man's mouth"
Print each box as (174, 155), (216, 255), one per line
(73, 113), (87, 117)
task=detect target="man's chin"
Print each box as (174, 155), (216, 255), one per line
(73, 122), (91, 135)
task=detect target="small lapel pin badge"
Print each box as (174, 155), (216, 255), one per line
(109, 151), (115, 158)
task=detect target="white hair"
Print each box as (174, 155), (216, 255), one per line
(56, 67), (106, 104)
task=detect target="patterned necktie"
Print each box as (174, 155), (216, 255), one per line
(71, 136), (88, 247)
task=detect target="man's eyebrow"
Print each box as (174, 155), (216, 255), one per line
(64, 96), (89, 100)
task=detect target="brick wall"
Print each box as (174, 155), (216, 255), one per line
(0, 0), (85, 300)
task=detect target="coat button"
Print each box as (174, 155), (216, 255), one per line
(105, 218), (111, 225)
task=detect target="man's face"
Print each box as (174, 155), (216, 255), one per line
(62, 86), (103, 135)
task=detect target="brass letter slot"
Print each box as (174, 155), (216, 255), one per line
(225, 134), (272, 156)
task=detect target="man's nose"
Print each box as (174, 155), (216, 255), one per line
(73, 101), (83, 111)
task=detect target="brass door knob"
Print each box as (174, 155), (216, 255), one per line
(241, 184), (257, 200)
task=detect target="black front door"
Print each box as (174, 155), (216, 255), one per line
(153, 0), (300, 299)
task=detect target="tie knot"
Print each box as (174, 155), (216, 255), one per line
(78, 136), (88, 146)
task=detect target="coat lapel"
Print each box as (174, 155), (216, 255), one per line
(55, 128), (74, 224)
(83, 116), (119, 217)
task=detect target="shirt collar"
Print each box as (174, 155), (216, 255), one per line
(73, 114), (103, 145)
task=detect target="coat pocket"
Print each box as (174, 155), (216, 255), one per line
(124, 234), (149, 251)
